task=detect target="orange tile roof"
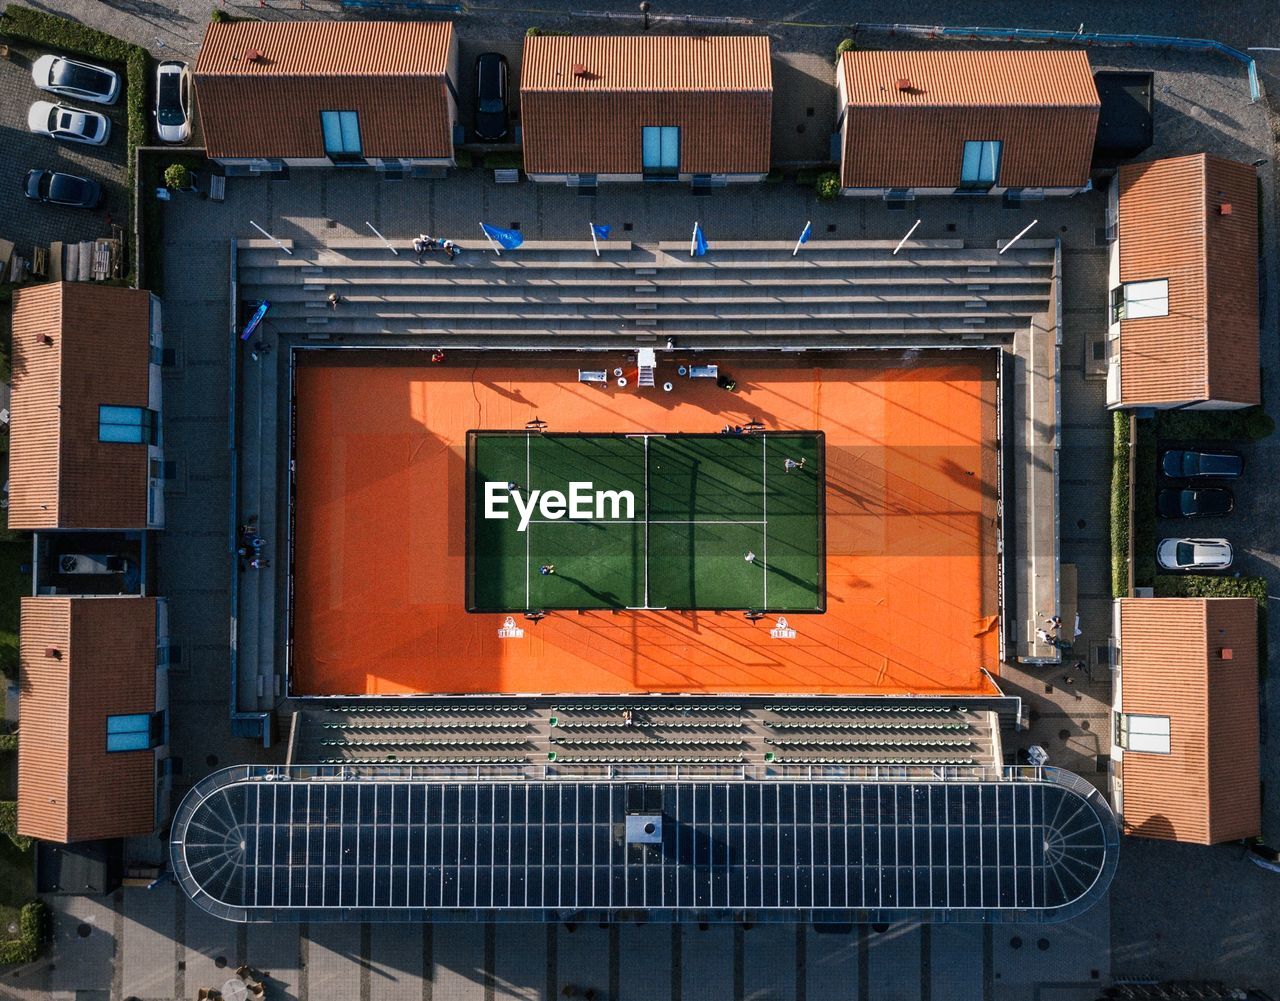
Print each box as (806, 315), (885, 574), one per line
(1118, 598), (1259, 845)
(194, 21), (455, 160)
(18, 598), (159, 843)
(520, 35), (772, 176)
(9, 283), (153, 530)
(1117, 154), (1260, 407)
(838, 50), (1098, 189)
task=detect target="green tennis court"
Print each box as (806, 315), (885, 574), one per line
(467, 431), (825, 612)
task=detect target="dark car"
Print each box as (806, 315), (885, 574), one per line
(474, 52), (509, 140)
(1160, 448), (1244, 480)
(1157, 487), (1234, 519)
(23, 169), (102, 208)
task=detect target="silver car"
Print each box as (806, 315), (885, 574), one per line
(31, 54), (120, 105)
(1156, 538), (1233, 571)
(154, 61), (192, 144)
(27, 100), (110, 145)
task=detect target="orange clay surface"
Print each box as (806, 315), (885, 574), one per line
(291, 353), (1000, 696)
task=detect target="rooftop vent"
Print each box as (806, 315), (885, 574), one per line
(896, 78), (914, 91)
(1220, 647), (1234, 660)
(243, 47), (265, 64)
(572, 63), (588, 77)
(44, 646), (61, 659)
(33, 333), (53, 346)
(1217, 202), (1233, 215)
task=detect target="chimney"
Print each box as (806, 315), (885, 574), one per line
(572, 63), (588, 78)
(243, 47), (265, 63)
(34, 333), (53, 346)
(1219, 647), (1234, 660)
(44, 646), (61, 659)
(896, 78), (913, 92)
(1217, 202), (1232, 215)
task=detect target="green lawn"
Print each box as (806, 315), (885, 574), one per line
(0, 539), (30, 683)
(469, 432), (824, 612)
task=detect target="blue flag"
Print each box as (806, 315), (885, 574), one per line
(798, 220), (812, 245)
(481, 223), (524, 250)
(591, 224), (611, 240)
(692, 221), (708, 257)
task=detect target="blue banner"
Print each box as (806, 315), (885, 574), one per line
(481, 223), (524, 250)
(798, 221), (812, 245)
(692, 222), (708, 257)
(591, 224), (611, 240)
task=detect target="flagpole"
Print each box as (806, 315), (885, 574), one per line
(792, 220), (811, 257)
(998, 219), (1039, 256)
(589, 222), (600, 258)
(479, 222), (502, 257)
(892, 218), (923, 256)
(690, 222), (699, 258)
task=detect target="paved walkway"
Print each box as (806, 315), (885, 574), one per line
(0, 881), (1111, 1001)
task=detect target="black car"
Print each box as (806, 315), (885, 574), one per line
(474, 52), (509, 140)
(1157, 487), (1234, 519)
(1160, 448), (1244, 480)
(23, 169), (102, 208)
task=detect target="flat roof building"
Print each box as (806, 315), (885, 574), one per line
(836, 50), (1099, 197)
(1112, 598), (1260, 844)
(18, 597), (168, 844)
(194, 20), (458, 173)
(9, 282), (163, 531)
(520, 35), (772, 186)
(1106, 154), (1260, 409)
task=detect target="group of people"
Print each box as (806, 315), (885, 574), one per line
(237, 517), (270, 570)
(1035, 614), (1072, 649)
(413, 234), (461, 261)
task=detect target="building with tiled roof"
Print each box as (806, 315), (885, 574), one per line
(9, 282), (163, 531)
(1111, 598), (1260, 844)
(520, 35), (772, 187)
(194, 20), (458, 174)
(18, 597), (169, 844)
(1106, 154), (1260, 409)
(836, 50), (1099, 196)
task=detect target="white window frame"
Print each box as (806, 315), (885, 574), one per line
(1120, 713), (1170, 754)
(1119, 279), (1169, 320)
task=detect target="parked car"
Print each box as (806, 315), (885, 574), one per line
(1156, 537), (1233, 571)
(154, 60), (192, 143)
(31, 54), (120, 105)
(1160, 448), (1244, 480)
(27, 101), (110, 145)
(1157, 487), (1234, 519)
(473, 52), (509, 140)
(23, 169), (102, 208)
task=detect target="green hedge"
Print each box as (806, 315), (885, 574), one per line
(0, 902), (45, 967)
(815, 171), (841, 202)
(0, 733), (16, 753)
(0, 5), (150, 256)
(1155, 405), (1275, 442)
(836, 38), (857, 57)
(1155, 574), (1267, 603)
(1132, 418), (1157, 588)
(483, 151), (523, 170)
(0, 803), (30, 853)
(1110, 411), (1131, 598)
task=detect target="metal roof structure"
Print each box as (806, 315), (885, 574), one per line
(172, 765), (1117, 924)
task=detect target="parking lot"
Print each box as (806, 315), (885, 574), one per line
(0, 43), (129, 262)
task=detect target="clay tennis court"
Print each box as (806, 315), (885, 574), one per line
(290, 351), (1001, 696)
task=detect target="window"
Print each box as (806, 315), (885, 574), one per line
(320, 110), (363, 162)
(99, 405), (157, 444)
(642, 126), (680, 176)
(1112, 279), (1169, 322)
(106, 712), (164, 752)
(1119, 713), (1170, 754)
(960, 140), (1002, 189)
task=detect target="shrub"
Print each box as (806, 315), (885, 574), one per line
(0, 802), (30, 852)
(164, 163), (191, 190)
(765, 168), (784, 184)
(0, 637), (15, 681)
(1132, 418), (1157, 588)
(1110, 410), (1131, 598)
(795, 168), (820, 187)
(815, 171), (841, 201)
(1155, 574), (1268, 603)
(210, 7), (228, 21)
(525, 27), (569, 37)
(454, 149), (473, 169)
(0, 902), (45, 967)
(483, 151), (523, 170)
(836, 38), (856, 56)
(0, 732), (16, 753)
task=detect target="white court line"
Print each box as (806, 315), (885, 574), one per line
(521, 519), (767, 525)
(644, 435), (649, 608)
(525, 434), (531, 610)
(761, 434), (768, 610)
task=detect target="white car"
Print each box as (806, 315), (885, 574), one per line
(31, 54), (120, 105)
(1156, 538), (1233, 572)
(27, 100), (110, 146)
(154, 61), (192, 143)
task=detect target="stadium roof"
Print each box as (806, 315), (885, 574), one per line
(172, 765), (1117, 923)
